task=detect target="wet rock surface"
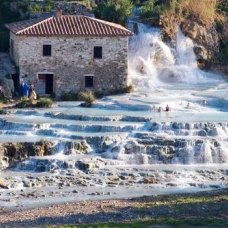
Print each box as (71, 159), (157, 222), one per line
(0, 141), (91, 170)
(0, 157), (227, 211)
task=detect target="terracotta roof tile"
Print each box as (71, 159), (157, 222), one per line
(5, 15), (132, 37)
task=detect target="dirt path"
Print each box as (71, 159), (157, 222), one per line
(0, 188), (227, 227)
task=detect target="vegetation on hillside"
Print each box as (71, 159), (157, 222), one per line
(137, 0), (227, 62)
(28, 0), (54, 13)
(94, 0), (134, 26)
(178, 0), (223, 27)
(0, 0), (22, 51)
(161, 0), (227, 62)
(140, 0), (167, 19)
(218, 0), (228, 14)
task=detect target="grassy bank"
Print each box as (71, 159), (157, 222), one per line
(43, 188), (228, 228)
(0, 188), (227, 227)
(76, 218), (228, 227)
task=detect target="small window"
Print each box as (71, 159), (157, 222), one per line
(94, 46), (102, 59)
(43, 45), (52, 56)
(85, 76), (94, 88)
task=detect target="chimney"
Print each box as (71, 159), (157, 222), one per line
(55, 9), (62, 17)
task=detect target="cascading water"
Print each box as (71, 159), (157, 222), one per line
(175, 27), (197, 68)
(103, 22), (228, 166)
(129, 24), (222, 87)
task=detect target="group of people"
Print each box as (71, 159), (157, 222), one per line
(153, 100), (208, 113)
(152, 105), (170, 112)
(158, 105), (170, 112)
(20, 81), (37, 100)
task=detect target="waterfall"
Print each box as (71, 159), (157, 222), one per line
(129, 24), (221, 88)
(175, 27), (197, 68)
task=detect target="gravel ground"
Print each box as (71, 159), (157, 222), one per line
(0, 188), (227, 228)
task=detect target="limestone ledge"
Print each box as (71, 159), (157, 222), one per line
(0, 140), (90, 170)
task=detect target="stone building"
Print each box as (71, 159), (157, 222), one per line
(5, 12), (132, 97)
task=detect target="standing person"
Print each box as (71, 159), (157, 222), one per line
(23, 82), (29, 98)
(22, 82), (27, 98)
(20, 82), (25, 98)
(165, 105), (170, 112)
(29, 83), (34, 98)
(29, 84), (37, 102)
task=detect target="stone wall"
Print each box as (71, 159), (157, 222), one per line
(11, 34), (130, 97)
(10, 32), (20, 65)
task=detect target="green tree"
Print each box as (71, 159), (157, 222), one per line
(0, 0), (21, 51)
(94, 0), (134, 26)
(140, 0), (167, 19)
(44, 0), (54, 12)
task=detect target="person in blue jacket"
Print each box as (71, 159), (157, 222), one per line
(22, 82), (29, 98)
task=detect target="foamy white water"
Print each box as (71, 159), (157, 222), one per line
(129, 24), (223, 87)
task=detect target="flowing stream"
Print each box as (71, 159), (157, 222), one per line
(0, 22), (227, 209)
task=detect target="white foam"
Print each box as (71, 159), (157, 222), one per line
(130, 25), (223, 88)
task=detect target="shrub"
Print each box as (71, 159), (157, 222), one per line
(28, 3), (41, 13)
(160, 8), (180, 40)
(140, 0), (155, 19)
(160, 0), (225, 40)
(140, 0), (167, 19)
(217, 1), (228, 13)
(15, 99), (32, 108)
(15, 98), (53, 108)
(44, 0), (54, 12)
(179, 0), (219, 27)
(94, 0), (133, 26)
(78, 91), (96, 107)
(36, 98), (53, 108)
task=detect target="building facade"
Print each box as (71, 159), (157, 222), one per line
(6, 13), (132, 97)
